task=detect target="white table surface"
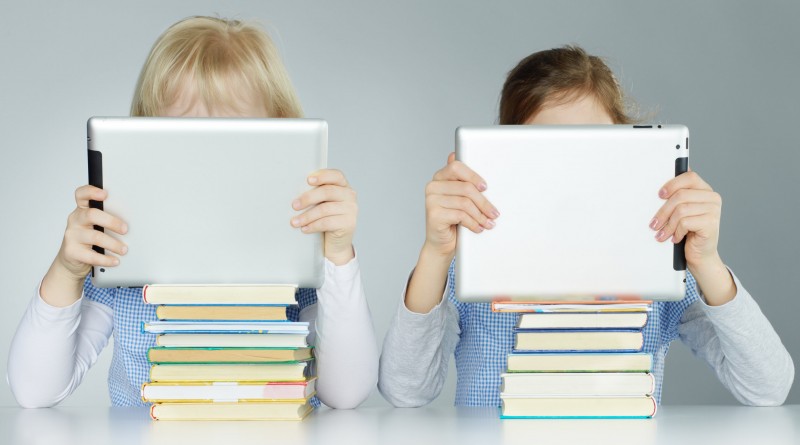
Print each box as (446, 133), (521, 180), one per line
(2, 404), (798, 445)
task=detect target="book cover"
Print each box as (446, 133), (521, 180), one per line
(156, 305), (289, 321)
(492, 301), (651, 313)
(149, 361), (313, 382)
(142, 378), (317, 403)
(506, 352), (653, 373)
(516, 312), (648, 330)
(147, 347), (314, 364)
(143, 284), (298, 305)
(501, 372), (655, 396)
(500, 395), (657, 419)
(142, 320), (309, 335)
(155, 333), (308, 348)
(513, 329), (644, 352)
(150, 400), (314, 421)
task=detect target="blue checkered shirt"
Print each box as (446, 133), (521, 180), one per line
(82, 276), (318, 406)
(446, 262), (700, 406)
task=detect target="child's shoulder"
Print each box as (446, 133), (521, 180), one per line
(82, 275), (116, 307)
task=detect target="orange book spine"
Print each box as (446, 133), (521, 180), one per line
(491, 300), (653, 312)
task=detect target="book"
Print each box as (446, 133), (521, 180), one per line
(142, 285), (297, 305)
(149, 362), (312, 382)
(156, 333), (308, 348)
(147, 347), (313, 364)
(506, 352), (653, 373)
(141, 378), (317, 402)
(156, 305), (288, 321)
(492, 301), (651, 313)
(514, 330), (644, 352)
(142, 321), (309, 335)
(500, 395), (657, 418)
(150, 401), (314, 421)
(501, 372), (654, 396)
(517, 312), (647, 330)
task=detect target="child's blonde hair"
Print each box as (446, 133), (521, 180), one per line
(131, 16), (303, 118)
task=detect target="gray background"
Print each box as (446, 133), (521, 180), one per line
(0, 0), (797, 408)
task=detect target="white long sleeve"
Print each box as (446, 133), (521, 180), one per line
(301, 254), (379, 409)
(8, 256), (378, 409)
(7, 284), (114, 408)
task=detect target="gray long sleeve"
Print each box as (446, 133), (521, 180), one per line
(379, 268), (795, 407)
(679, 272), (794, 406)
(378, 274), (461, 407)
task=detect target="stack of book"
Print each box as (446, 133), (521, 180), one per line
(493, 301), (656, 418)
(140, 285), (316, 420)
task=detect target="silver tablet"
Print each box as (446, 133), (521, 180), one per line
(87, 117), (327, 288)
(455, 125), (689, 302)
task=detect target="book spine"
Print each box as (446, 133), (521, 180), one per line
(513, 328), (643, 333)
(512, 348), (645, 354)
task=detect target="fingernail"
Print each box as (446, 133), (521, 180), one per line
(478, 182), (487, 192)
(649, 217), (659, 230)
(658, 188), (667, 198)
(292, 199), (301, 210)
(121, 246), (128, 255)
(291, 218), (300, 227)
(308, 176), (318, 185)
(485, 219), (496, 229)
(301, 225), (310, 232)
(491, 209), (500, 219)
(121, 223), (128, 233)
(655, 230), (665, 241)
(112, 258), (120, 266)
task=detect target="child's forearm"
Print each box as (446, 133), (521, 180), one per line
(379, 269), (460, 407)
(688, 254), (737, 306)
(40, 259), (86, 307)
(405, 244), (453, 314)
(8, 289), (112, 407)
(307, 256), (378, 409)
(680, 271), (794, 406)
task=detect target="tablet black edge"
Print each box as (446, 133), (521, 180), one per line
(87, 147), (105, 262)
(673, 155), (689, 271)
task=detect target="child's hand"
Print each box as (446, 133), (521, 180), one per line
(55, 185), (129, 281)
(40, 185), (128, 306)
(423, 152), (499, 259)
(650, 170), (737, 305)
(650, 171), (722, 269)
(290, 169), (357, 266)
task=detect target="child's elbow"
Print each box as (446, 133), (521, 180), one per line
(740, 356), (795, 407)
(377, 377), (436, 408)
(10, 387), (61, 409)
(7, 373), (62, 409)
(317, 388), (372, 410)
